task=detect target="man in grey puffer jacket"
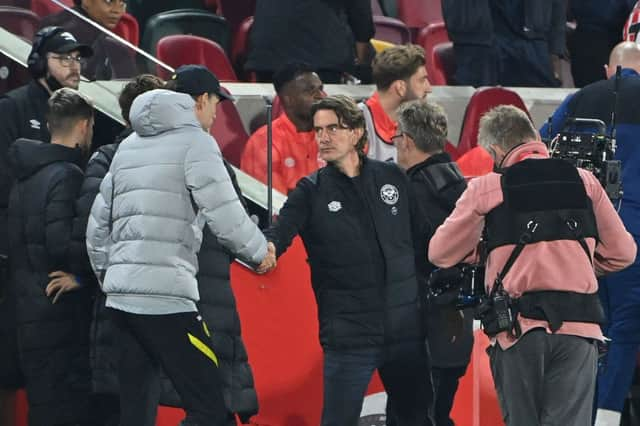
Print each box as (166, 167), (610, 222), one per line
(86, 83), (273, 426)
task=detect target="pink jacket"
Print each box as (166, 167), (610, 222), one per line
(428, 141), (637, 349)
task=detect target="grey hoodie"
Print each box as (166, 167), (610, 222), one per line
(86, 89), (267, 314)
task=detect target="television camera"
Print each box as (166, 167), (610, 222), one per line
(548, 118), (622, 201)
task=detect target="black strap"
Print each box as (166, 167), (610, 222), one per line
(489, 220), (538, 296)
(564, 216), (593, 265)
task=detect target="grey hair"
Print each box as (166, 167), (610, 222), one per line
(478, 105), (537, 152)
(396, 100), (447, 154)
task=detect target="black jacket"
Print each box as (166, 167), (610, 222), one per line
(407, 153), (473, 368)
(442, 0), (566, 54)
(246, 0), (374, 73)
(7, 139), (92, 424)
(80, 135), (258, 422)
(0, 81), (51, 257)
(265, 158), (423, 350)
(0, 81), (51, 390)
(73, 140), (121, 404)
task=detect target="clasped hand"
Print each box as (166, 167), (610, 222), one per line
(256, 242), (277, 274)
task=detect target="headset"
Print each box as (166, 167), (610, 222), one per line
(27, 26), (66, 78)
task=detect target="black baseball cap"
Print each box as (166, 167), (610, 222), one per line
(170, 64), (234, 101)
(41, 29), (93, 57)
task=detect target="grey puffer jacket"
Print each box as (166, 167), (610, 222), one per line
(86, 89), (267, 315)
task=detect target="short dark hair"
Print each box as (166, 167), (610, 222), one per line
(46, 87), (94, 136)
(272, 62), (315, 94)
(118, 74), (164, 125)
(310, 95), (368, 155)
(372, 44), (426, 91)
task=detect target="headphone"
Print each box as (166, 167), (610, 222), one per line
(27, 26), (66, 78)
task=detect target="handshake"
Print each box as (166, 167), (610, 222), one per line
(256, 242), (277, 274)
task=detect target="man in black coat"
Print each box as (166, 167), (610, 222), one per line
(7, 87), (94, 425)
(246, 0), (374, 83)
(394, 100), (471, 426)
(0, 27), (93, 406)
(263, 95), (434, 426)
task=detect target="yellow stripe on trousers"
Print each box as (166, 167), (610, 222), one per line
(187, 333), (219, 366)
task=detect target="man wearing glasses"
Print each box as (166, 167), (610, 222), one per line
(394, 100), (471, 426)
(263, 95), (434, 426)
(0, 25), (92, 414)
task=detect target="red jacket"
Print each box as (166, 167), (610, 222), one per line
(456, 146), (494, 178)
(241, 114), (324, 194)
(429, 141), (637, 349)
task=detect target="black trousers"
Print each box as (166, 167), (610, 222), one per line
(109, 309), (229, 426)
(336, 341), (434, 426)
(431, 366), (467, 426)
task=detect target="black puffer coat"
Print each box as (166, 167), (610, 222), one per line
(7, 139), (92, 425)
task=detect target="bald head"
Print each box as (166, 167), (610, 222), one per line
(607, 42), (640, 77)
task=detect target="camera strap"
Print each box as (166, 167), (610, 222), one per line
(483, 223), (540, 338)
(489, 220), (538, 297)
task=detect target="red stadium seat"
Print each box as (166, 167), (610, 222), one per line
(230, 15), (255, 81)
(397, 0), (443, 30)
(417, 23), (452, 85)
(112, 12), (139, 46)
(431, 42), (455, 85)
(0, 6), (40, 39)
(30, 0), (73, 17)
(142, 9), (231, 57)
(156, 34), (238, 82)
(457, 87), (530, 156)
(373, 15), (411, 45)
(417, 22), (450, 58)
(211, 87), (249, 167)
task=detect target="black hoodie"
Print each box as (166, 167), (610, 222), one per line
(7, 138), (92, 425)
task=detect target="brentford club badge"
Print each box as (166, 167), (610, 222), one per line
(380, 184), (399, 205)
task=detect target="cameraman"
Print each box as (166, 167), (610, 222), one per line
(394, 100), (471, 426)
(429, 105), (636, 426)
(541, 41), (640, 426)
